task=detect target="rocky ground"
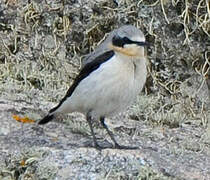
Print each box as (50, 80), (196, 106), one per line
(0, 0), (210, 179)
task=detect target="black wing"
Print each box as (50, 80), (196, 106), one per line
(49, 50), (115, 114)
(38, 50), (114, 124)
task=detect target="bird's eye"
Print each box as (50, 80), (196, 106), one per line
(123, 37), (147, 47)
(112, 35), (124, 47)
(122, 37), (133, 44)
(112, 36), (136, 47)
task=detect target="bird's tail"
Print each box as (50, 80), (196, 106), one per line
(38, 114), (54, 124)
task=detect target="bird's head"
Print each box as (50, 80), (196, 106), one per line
(109, 25), (148, 58)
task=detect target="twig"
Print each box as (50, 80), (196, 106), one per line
(160, 0), (170, 24)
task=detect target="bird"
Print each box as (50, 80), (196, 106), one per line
(38, 25), (148, 149)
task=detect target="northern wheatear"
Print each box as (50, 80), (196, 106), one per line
(38, 25), (148, 149)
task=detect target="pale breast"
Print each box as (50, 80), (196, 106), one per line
(62, 54), (147, 118)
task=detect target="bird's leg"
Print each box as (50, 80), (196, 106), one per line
(100, 117), (122, 148)
(100, 117), (139, 150)
(86, 112), (101, 150)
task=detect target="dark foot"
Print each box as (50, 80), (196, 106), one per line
(83, 139), (113, 150)
(95, 143), (139, 150)
(114, 143), (139, 150)
(94, 142), (103, 150)
(94, 143), (138, 150)
(99, 117), (138, 150)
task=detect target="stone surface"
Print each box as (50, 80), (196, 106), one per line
(0, 0), (209, 179)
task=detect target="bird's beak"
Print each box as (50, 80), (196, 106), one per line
(136, 41), (149, 47)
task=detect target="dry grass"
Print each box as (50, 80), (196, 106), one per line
(0, 0), (210, 178)
(0, 0), (209, 133)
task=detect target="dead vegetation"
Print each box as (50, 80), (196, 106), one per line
(0, 0), (210, 179)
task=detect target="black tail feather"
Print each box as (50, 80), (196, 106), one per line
(38, 114), (54, 125)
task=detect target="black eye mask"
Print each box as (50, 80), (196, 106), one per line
(112, 35), (148, 47)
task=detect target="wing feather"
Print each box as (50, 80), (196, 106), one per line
(49, 50), (114, 114)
